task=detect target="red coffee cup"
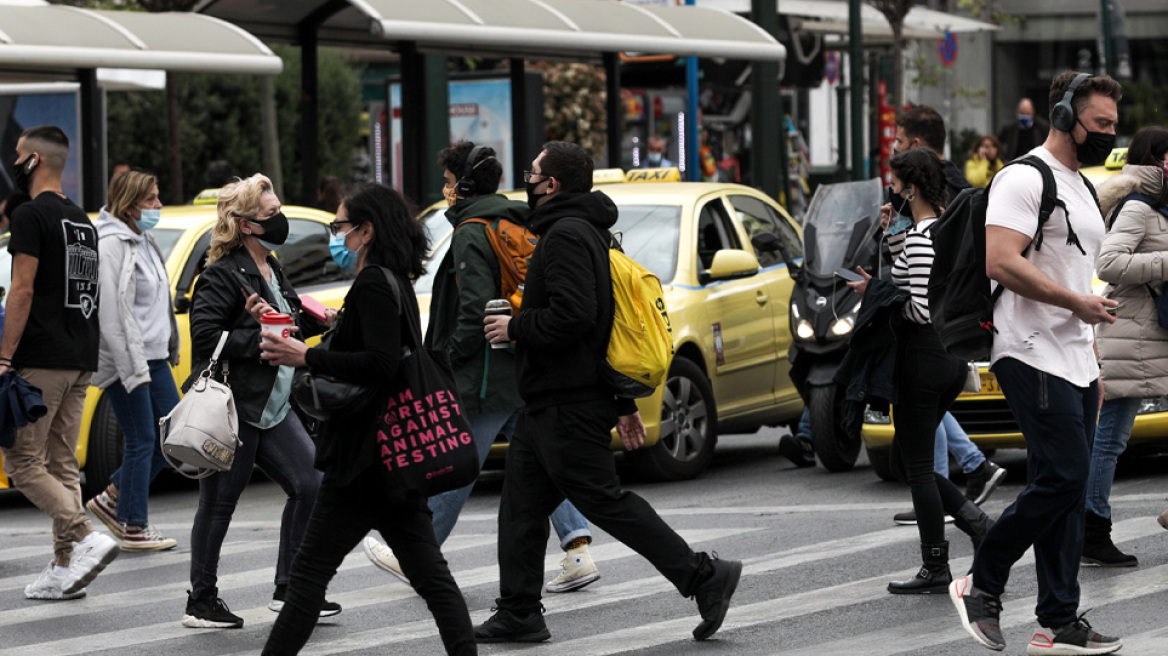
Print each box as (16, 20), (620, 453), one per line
(260, 311), (294, 344)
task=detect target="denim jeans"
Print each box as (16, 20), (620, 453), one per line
(972, 357), (1096, 628)
(429, 408), (592, 550)
(932, 412), (986, 478)
(190, 412), (321, 597)
(795, 406), (811, 439)
(1085, 396), (1140, 519)
(106, 359), (181, 526)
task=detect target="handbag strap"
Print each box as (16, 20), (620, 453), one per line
(203, 331), (231, 382)
(371, 266), (422, 351)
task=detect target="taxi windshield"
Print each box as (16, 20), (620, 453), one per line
(801, 178), (882, 278)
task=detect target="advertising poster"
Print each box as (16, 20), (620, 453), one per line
(0, 87), (82, 202)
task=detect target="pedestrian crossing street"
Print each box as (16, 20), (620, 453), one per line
(3, 478), (1168, 655)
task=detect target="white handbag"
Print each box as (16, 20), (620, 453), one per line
(160, 332), (240, 478)
(963, 362), (982, 393)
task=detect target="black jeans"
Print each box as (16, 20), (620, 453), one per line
(890, 323), (968, 545)
(262, 467), (476, 656)
(496, 399), (711, 614)
(190, 412), (321, 597)
(972, 357), (1097, 628)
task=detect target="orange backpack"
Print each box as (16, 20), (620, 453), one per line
(461, 218), (538, 313)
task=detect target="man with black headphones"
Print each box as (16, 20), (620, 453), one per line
(361, 141), (603, 596)
(949, 71), (1124, 655)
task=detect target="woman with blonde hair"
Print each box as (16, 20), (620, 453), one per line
(964, 135), (1005, 188)
(183, 173), (339, 629)
(84, 170), (181, 552)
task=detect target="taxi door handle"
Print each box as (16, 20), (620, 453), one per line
(755, 291), (769, 305)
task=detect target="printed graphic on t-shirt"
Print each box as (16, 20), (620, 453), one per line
(61, 219), (98, 318)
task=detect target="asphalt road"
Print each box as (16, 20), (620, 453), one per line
(3, 427), (1168, 655)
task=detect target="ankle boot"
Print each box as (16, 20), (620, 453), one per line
(888, 541), (951, 594)
(1082, 510), (1138, 567)
(952, 500), (994, 555)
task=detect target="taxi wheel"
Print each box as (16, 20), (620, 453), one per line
(627, 358), (718, 481)
(866, 446), (897, 482)
(82, 395), (124, 501)
(808, 384), (859, 472)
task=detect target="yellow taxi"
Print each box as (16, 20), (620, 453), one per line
(859, 147), (1168, 480)
(416, 168), (807, 480)
(0, 201), (348, 497)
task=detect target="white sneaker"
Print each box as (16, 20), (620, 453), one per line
(122, 523), (178, 551)
(362, 537), (409, 583)
(63, 531), (121, 594)
(24, 562), (86, 600)
(85, 490), (125, 540)
(545, 544), (600, 593)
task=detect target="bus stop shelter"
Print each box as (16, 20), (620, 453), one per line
(0, 3), (282, 210)
(194, 0), (787, 207)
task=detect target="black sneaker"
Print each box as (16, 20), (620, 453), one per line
(965, 462), (1007, 506)
(692, 554), (742, 641)
(267, 583), (343, 617)
(182, 590), (244, 629)
(474, 606), (551, 643)
(1026, 613), (1122, 655)
(949, 574), (1005, 651)
(893, 510), (954, 525)
(778, 434), (816, 468)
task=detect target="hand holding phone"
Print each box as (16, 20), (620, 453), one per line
(834, 268), (865, 283)
(1105, 301), (1126, 315)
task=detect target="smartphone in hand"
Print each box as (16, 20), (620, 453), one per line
(834, 268), (865, 283)
(299, 295), (328, 321)
(1105, 301), (1126, 316)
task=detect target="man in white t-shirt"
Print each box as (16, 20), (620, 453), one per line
(949, 71), (1124, 655)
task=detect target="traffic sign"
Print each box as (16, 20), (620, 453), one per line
(824, 52), (840, 85)
(939, 31), (958, 67)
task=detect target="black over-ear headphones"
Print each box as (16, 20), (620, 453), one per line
(457, 145), (492, 198)
(1051, 73), (1092, 133)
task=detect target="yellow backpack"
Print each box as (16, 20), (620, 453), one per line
(604, 237), (673, 398)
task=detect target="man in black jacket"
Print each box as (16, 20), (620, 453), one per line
(478, 141), (741, 643)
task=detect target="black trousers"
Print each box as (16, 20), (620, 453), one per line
(890, 323), (969, 545)
(496, 399), (711, 614)
(262, 468), (476, 656)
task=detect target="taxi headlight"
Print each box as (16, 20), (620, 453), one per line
(1137, 397), (1168, 415)
(795, 320), (815, 341)
(864, 406), (891, 425)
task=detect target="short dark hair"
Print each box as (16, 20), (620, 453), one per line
(1126, 125), (1168, 206)
(539, 141), (592, 194)
(1047, 71), (1123, 124)
(20, 125), (68, 149)
(19, 125), (70, 171)
(896, 106), (947, 154)
(889, 147), (949, 214)
(342, 184), (428, 280)
(438, 141), (502, 196)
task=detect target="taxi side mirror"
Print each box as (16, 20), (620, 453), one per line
(701, 249), (760, 283)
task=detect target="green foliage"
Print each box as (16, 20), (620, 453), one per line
(955, 0), (1024, 28)
(1118, 80), (1168, 138)
(106, 45), (362, 202)
(532, 62), (608, 160)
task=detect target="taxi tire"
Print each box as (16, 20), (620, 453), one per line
(808, 384), (860, 472)
(82, 394), (124, 501)
(866, 446), (897, 482)
(626, 358), (717, 482)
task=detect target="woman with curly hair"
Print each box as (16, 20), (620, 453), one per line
(847, 148), (993, 594)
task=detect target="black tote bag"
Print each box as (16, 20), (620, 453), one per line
(374, 273), (480, 498)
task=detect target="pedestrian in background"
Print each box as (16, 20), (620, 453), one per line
(183, 173), (338, 629)
(85, 170), (181, 552)
(260, 184), (476, 656)
(998, 97), (1050, 162)
(1089, 125), (1168, 567)
(965, 135), (1005, 188)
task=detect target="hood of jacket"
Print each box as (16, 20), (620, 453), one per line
(94, 207), (141, 241)
(527, 191), (619, 236)
(942, 159), (972, 194)
(445, 193), (529, 228)
(1098, 164), (1166, 218)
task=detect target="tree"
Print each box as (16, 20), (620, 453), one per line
(867, 0), (914, 113)
(531, 62), (608, 160)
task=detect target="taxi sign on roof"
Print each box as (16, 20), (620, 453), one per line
(1104, 148), (1127, 171)
(593, 168), (626, 185)
(193, 188), (221, 205)
(626, 167), (681, 183)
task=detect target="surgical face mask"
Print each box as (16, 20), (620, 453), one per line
(647, 152), (663, 165)
(137, 208), (160, 231)
(11, 154), (34, 194)
(1074, 120), (1116, 167)
(1018, 114), (1035, 129)
(250, 211), (289, 250)
(328, 229), (358, 271)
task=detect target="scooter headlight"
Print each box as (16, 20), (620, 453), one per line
(796, 320), (815, 341)
(830, 315), (855, 337)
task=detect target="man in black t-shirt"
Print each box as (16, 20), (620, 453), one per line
(0, 125), (118, 601)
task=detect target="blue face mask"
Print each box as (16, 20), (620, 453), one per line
(1018, 114), (1034, 129)
(329, 230), (357, 271)
(137, 208), (160, 231)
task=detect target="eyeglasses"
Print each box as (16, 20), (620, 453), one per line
(522, 170), (549, 184)
(327, 220), (353, 236)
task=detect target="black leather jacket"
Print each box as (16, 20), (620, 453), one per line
(832, 278), (908, 432)
(187, 247), (325, 425)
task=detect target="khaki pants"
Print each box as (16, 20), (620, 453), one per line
(1, 368), (94, 566)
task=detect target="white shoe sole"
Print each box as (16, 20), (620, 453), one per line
(25, 588), (86, 600)
(362, 537), (409, 583)
(1026, 634), (1122, 656)
(63, 540), (121, 594)
(949, 576), (1005, 651)
(546, 571), (600, 593)
(972, 466), (1009, 506)
(85, 499), (126, 540)
(268, 599), (342, 617)
(122, 540), (178, 552)
(182, 614), (243, 629)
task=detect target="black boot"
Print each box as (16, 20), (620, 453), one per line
(1082, 511), (1138, 567)
(888, 541), (951, 594)
(952, 500), (994, 556)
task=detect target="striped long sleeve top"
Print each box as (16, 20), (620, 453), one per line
(889, 218), (938, 324)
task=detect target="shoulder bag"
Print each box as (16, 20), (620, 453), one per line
(160, 332), (240, 478)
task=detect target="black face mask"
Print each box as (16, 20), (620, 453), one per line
(11, 155), (34, 194)
(250, 211), (289, 249)
(887, 185), (914, 220)
(525, 179), (548, 211)
(1074, 120), (1116, 167)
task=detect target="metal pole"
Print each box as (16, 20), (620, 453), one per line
(685, 0), (700, 181)
(848, 0), (864, 180)
(260, 75), (283, 200)
(78, 69), (104, 211)
(603, 52), (622, 170)
(1100, 0), (1115, 77)
(510, 58), (529, 187)
(299, 26), (319, 206)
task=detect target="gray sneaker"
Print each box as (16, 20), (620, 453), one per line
(949, 574), (1005, 651)
(1025, 614), (1121, 655)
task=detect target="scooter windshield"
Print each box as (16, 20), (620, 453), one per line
(800, 178), (883, 279)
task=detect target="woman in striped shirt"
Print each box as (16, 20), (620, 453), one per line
(848, 148), (993, 595)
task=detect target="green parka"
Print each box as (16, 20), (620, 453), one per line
(424, 194), (529, 414)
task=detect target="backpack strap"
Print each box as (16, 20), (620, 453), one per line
(1108, 192), (1168, 230)
(456, 217), (505, 292)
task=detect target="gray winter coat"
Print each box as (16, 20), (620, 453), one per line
(1094, 164), (1168, 400)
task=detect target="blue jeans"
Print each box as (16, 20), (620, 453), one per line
(795, 407), (811, 440)
(972, 358), (1096, 628)
(932, 412), (986, 478)
(428, 408), (591, 550)
(1086, 396), (1140, 519)
(106, 359), (181, 526)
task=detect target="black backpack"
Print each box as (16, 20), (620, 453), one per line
(927, 155), (1098, 361)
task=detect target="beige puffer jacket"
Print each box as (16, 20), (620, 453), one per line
(1095, 164), (1168, 400)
